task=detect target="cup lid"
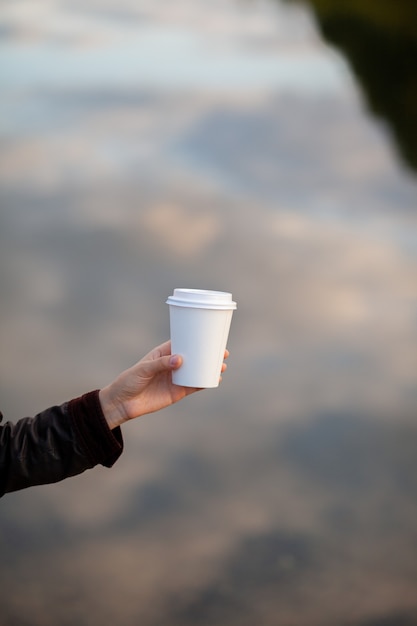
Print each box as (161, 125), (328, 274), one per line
(166, 288), (237, 310)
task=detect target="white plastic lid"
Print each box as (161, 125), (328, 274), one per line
(166, 288), (237, 310)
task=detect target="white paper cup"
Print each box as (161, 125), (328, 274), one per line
(166, 288), (237, 388)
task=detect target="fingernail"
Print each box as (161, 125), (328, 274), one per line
(170, 355), (181, 368)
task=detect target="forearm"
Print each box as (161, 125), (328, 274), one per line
(0, 391), (123, 496)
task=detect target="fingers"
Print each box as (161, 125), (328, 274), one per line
(142, 341), (229, 377)
(169, 351), (228, 373)
(147, 340), (171, 359)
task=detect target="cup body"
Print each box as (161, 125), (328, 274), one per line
(166, 289), (237, 388)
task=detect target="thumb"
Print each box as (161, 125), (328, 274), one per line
(139, 354), (182, 378)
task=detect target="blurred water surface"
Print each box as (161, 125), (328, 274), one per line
(1, 1), (417, 625)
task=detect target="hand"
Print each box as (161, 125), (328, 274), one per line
(99, 340), (229, 429)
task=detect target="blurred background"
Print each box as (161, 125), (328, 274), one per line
(1, 0), (416, 624)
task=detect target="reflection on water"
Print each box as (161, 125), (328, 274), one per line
(1, 1), (417, 625)
(286, 0), (417, 173)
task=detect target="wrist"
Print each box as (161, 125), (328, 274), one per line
(98, 386), (127, 430)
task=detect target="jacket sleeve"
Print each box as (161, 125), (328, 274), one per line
(0, 390), (123, 496)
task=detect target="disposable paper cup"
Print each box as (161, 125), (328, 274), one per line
(166, 288), (237, 388)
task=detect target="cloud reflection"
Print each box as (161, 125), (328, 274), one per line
(1, 0), (417, 625)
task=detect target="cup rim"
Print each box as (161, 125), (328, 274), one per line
(166, 288), (237, 310)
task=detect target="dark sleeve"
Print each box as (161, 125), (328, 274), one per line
(0, 390), (123, 496)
